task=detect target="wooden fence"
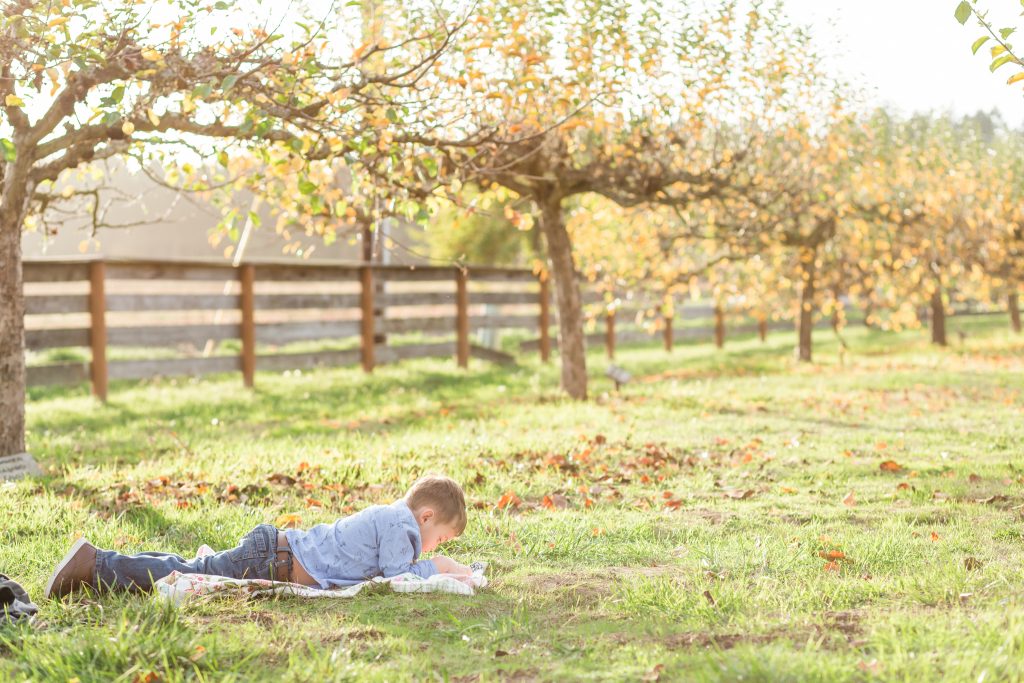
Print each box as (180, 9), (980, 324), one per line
(23, 257), (847, 399)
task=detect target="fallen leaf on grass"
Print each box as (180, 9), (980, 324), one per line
(879, 460), (903, 473)
(541, 493), (568, 510)
(818, 550), (846, 561)
(895, 482), (911, 491)
(969, 473), (982, 483)
(724, 489), (755, 500)
(494, 649), (510, 658)
(964, 557), (983, 571)
(823, 561), (841, 572)
(842, 491), (857, 507)
(641, 664), (665, 682)
(268, 473), (297, 486)
(856, 659), (882, 675)
(305, 497), (323, 508)
(930, 531), (940, 542)
(780, 486), (797, 494)
(702, 590), (716, 606)
(275, 513), (302, 528)
(974, 495), (1008, 504)
(497, 491), (522, 510)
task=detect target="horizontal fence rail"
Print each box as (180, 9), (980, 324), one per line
(23, 257), (1000, 398)
(23, 259), (562, 397)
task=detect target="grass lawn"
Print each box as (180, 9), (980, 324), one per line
(3, 315), (1024, 682)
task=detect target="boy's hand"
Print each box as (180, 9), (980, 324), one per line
(431, 556), (472, 575)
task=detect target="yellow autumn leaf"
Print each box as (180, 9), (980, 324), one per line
(146, 109), (160, 126)
(275, 513), (302, 528)
(1008, 72), (1024, 85)
(122, 121), (135, 135)
(4, 94), (24, 107)
(47, 16), (68, 27)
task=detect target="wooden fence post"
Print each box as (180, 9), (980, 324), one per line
(360, 266), (375, 372)
(240, 264), (256, 388)
(664, 316), (673, 352)
(88, 260), (108, 401)
(456, 268), (469, 368)
(538, 275), (551, 362)
(605, 309), (615, 359)
(714, 304), (725, 349)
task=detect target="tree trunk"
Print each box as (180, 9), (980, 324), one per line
(714, 304), (725, 348)
(930, 286), (947, 346)
(831, 287), (843, 332)
(757, 315), (768, 342)
(797, 250), (816, 362)
(1009, 291), (1021, 334)
(538, 194), (586, 400)
(0, 193), (28, 456)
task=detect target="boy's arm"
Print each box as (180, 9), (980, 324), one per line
(431, 556), (472, 575)
(377, 523), (438, 579)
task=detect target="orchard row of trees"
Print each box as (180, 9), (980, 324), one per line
(2, 0), (1020, 455)
(568, 108), (1024, 361)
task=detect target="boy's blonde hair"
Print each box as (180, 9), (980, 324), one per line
(405, 475), (467, 533)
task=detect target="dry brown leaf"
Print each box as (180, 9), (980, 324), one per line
(275, 513), (302, 529)
(641, 664), (665, 682)
(879, 460), (903, 473)
(975, 495), (1008, 504)
(842, 491), (857, 507)
(497, 491), (521, 510)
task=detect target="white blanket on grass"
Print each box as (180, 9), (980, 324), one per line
(153, 546), (488, 605)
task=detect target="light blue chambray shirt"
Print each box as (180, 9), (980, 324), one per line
(284, 499), (438, 589)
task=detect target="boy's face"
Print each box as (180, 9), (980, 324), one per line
(414, 508), (462, 553)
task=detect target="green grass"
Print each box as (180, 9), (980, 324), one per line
(4, 314), (1024, 682)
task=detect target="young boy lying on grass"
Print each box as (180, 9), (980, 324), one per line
(45, 475), (471, 599)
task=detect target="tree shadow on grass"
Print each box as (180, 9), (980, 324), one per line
(28, 361), (556, 467)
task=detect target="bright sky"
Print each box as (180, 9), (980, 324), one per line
(782, 0), (1024, 127)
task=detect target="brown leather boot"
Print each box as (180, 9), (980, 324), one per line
(45, 538), (97, 600)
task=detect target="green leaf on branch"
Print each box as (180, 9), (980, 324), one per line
(1000, 27), (1016, 39)
(298, 178), (317, 195)
(955, 1), (972, 25)
(0, 138), (15, 162)
(972, 36), (989, 54)
(990, 54), (1015, 72)
(221, 74), (238, 92)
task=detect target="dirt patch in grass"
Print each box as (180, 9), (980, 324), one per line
(610, 610), (865, 652)
(520, 565), (682, 603)
(452, 669), (538, 683)
(341, 627), (387, 642)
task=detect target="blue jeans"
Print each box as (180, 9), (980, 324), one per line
(94, 524), (292, 593)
